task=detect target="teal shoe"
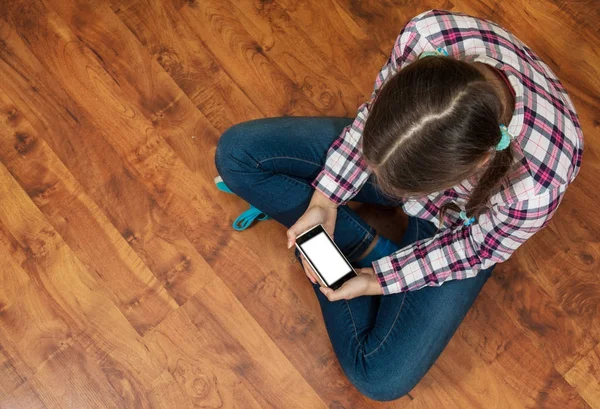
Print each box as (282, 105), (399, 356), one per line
(214, 176), (271, 231)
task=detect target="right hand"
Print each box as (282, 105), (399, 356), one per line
(287, 191), (338, 284)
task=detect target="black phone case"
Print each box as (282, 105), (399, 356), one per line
(295, 224), (357, 290)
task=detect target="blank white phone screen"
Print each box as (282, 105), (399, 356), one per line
(301, 232), (351, 285)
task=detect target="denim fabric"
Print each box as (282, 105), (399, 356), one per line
(215, 116), (494, 401)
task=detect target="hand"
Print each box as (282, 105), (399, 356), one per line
(299, 252), (322, 286)
(319, 268), (383, 301)
(287, 190), (338, 249)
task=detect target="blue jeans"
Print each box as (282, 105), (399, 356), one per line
(214, 117), (494, 401)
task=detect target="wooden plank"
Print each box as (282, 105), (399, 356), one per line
(0, 227), (74, 381)
(0, 165), (127, 409)
(110, 0), (262, 132)
(184, 276), (328, 408)
(405, 373), (463, 409)
(460, 290), (590, 408)
(0, 347), (26, 400)
(39, 0), (222, 175)
(6, 0), (228, 247)
(146, 371), (194, 409)
(226, 0), (368, 111)
(276, 0), (388, 93)
(171, 0), (339, 117)
(144, 276), (327, 408)
(549, 0), (600, 32)
(0, 381), (48, 409)
(30, 337), (127, 409)
(0, 162), (163, 408)
(2, 16), (322, 409)
(0, 12), (215, 307)
(10, 0), (332, 328)
(333, 0), (454, 55)
(0, 86), (179, 336)
(143, 312), (266, 409)
(564, 344), (600, 409)
(428, 335), (535, 409)
(482, 263), (596, 374)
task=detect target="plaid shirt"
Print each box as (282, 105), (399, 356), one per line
(311, 10), (583, 295)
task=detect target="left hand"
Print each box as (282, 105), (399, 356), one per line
(319, 268), (383, 301)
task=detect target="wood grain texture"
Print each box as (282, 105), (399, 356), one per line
(170, 0), (326, 118)
(0, 86), (180, 336)
(565, 344), (600, 409)
(0, 0), (598, 408)
(110, 0), (263, 131)
(0, 381), (48, 409)
(0, 12), (215, 309)
(0, 162), (158, 409)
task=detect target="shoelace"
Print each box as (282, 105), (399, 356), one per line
(214, 176), (271, 231)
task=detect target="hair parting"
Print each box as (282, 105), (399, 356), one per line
(362, 56), (514, 224)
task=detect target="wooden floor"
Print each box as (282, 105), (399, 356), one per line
(0, 0), (598, 408)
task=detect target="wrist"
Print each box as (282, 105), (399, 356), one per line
(359, 268), (383, 295)
(369, 274), (383, 295)
(311, 189), (338, 209)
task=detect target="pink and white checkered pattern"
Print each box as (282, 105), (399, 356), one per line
(311, 10), (583, 295)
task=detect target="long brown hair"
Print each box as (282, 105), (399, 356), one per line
(362, 56), (514, 222)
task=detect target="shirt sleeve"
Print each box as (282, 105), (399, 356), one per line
(372, 188), (565, 294)
(311, 20), (426, 205)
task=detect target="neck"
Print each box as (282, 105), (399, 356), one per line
(473, 62), (515, 125)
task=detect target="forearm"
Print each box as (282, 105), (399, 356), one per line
(310, 188), (339, 209)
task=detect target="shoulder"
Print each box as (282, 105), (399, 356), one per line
(407, 10), (512, 40)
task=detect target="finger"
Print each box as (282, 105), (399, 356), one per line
(300, 256), (317, 284)
(287, 219), (312, 248)
(287, 213), (321, 248)
(320, 286), (350, 302)
(304, 260), (323, 286)
(286, 228), (296, 249)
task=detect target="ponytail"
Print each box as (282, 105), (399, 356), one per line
(438, 130), (514, 226)
(465, 147), (513, 218)
(361, 55), (515, 227)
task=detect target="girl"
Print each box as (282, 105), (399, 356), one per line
(214, 9), (583, 401)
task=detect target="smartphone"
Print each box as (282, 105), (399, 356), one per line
(295, 224), (357, 290)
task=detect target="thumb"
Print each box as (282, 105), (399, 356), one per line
(320, 285), (349, 302)
(287, 218), (312, 248)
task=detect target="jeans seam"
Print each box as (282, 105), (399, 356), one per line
(255, 155), (399, 207)
(344, 300), (362, 349)
(256, 156), (321, 167)
(251, 155), (377, 261)
(361, 218), (418, 357)
(256, 156), (375, 259)
(364, 292), (407, 358)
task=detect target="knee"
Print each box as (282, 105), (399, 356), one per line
(345, 365), (419, 402)
(214, 123), (248, 176)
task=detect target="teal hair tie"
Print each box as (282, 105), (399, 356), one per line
(459, 211), (476, 227)
(496, 124), (513, 151)
(419, 47), (449, 59)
